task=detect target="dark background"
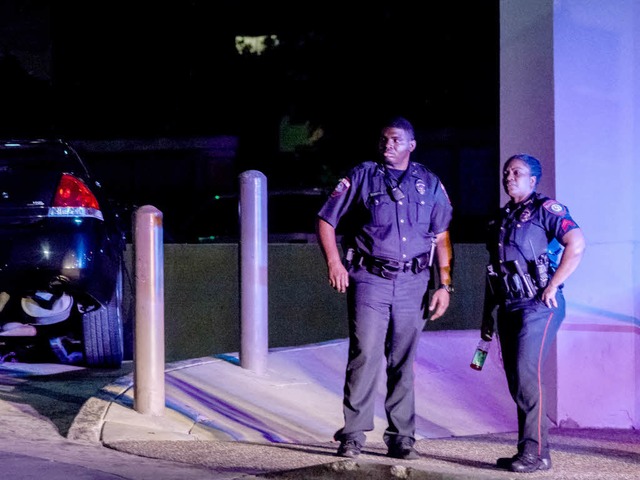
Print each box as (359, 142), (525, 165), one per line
(0, 1), (499, 243)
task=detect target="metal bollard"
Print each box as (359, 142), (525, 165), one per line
(239, 171), (268, 375)
(133, 205), (165, 415)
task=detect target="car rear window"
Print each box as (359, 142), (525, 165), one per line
(0, 144), (84, 175)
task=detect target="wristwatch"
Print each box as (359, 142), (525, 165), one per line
(438, 283), (454, 294)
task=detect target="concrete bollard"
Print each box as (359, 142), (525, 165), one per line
(239, 171), (268, 375)
(133, 205), (166, 415)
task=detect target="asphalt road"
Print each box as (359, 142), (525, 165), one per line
(0, 361), (132, 436)
(0, 361), (229, 479)
(2, 341), (640, 480)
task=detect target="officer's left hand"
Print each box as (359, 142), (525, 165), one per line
(428, 289), (450, 320)
(541, 284), (558, 308)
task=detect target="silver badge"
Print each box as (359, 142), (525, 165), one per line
(519, 208), (531, 222)
(415, 179), (426, 195)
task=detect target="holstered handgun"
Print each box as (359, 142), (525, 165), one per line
(512, 259), (536, 298)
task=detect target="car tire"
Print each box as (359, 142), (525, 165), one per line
(82, 262), (124, 368)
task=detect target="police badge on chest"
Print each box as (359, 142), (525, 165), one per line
(519, 207), (532, 222)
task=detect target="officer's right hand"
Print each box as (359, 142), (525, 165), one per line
(480, 314), (494, 340)
(327, 259), (349, 293)
(480, 325), (493, 341)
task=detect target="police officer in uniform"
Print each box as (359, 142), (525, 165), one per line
(316, 116), (453, 460)
(481, 153), (586, 473)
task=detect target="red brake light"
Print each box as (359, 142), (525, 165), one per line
(53, 174), (100, 209)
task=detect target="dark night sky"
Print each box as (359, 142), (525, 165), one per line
(0, 1), (499, 242)
(1, 2), (499, 136)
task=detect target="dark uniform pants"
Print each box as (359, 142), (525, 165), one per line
(497, 292), (565, 459)
(334, 265), (429, 447)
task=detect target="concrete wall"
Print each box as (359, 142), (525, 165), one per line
(123, 243), (488, 363)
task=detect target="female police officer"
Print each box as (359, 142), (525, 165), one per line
(481, 154), (586, 473)
(316, 116), (453, 460)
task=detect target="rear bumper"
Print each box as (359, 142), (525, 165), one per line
(0, 218), (123, 306)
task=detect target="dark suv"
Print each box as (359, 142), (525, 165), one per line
(0, 139), (127, 367)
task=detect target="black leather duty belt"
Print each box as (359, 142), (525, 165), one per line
(353, 251), (430, 280)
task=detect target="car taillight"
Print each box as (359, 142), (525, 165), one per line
(49, 174), (104, 220)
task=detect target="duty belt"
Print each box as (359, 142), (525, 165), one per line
(487, 260), (538, 302)
(353, 250), (430, 280)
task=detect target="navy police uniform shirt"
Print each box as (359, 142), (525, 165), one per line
(487, 192), (580, 277)
(317, 161), (452, 262)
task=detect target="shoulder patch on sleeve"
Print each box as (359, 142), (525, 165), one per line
(560, 218), (577, 233)
(542, 199), (567, 216)
(330, 177), (351, 197)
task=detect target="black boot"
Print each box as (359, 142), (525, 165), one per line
(510, 453), (552, 473)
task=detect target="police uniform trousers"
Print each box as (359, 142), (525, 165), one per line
(497, 291), (565, 459)
(333, 264), (429, 448)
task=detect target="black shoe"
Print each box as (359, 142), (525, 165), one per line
(337, 439), (361, 458)
(387, 442), (419, 460)
(498, 454), (552, 471)
(510, 453), (552, 473)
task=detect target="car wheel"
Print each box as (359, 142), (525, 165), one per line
(81, 263), (124, 368)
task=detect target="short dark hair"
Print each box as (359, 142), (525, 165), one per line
(383, 116), (415, 140)
(505, 153), (542, 186)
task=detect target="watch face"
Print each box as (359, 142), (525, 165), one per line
(440, 284), (454, 293)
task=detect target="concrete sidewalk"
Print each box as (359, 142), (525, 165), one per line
(69, 330), (640, 479)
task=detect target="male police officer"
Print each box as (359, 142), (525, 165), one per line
(316, 116), (453, 460)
